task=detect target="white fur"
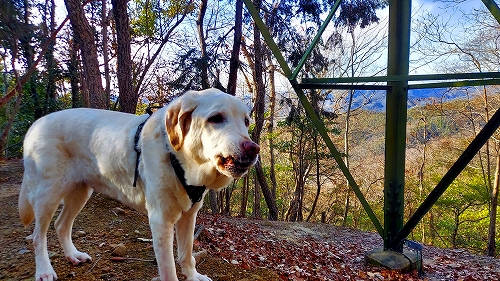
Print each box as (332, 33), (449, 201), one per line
(18, 88), (259, 281)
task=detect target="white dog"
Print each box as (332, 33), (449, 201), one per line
(18, 88), (260, 281)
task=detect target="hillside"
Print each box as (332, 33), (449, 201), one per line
(1, 159), (500, 281)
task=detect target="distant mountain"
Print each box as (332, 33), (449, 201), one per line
(349, 88), (471, 112)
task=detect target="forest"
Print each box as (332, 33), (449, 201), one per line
(0, 0), (499, 261)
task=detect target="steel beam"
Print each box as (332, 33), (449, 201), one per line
(383, 0), (411, 252)
(302, 72), (500, 83)
(243, 0), (500, 259)
(481, 0), (500, 24)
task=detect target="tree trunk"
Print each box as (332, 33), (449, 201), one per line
(343, 32), (357, 225)
(209, 190), (219, 214)
(64, 0), (105, 109)
(227, 0), (242, 96)
(255, 161), (278, 220)
(452, 210), (459, 249)
(224, 186), (231, 215)
(342, 90), (354, 226)
(253, 173), (262, 218)
(306, 134), (321, 222)
(267, 60), (277, 199)
(42, 0), (57, 114)
(419, 115), (428, 244)
(112, 0), (135, 112)
(102, 0), (110, 107)
(288, 124), (308, 222)
(429, 211), (435, 245)
(487, 152), (499, 256)
(240, 175), (249, 217)
(69, 39), (81, 108)
(18, 0), (41, 119)
(251, 0), (278, 221)
(197, 0), (209, 89)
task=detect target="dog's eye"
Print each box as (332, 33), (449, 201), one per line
(244, 117), (250, 127)
(208, 114), (225, 124)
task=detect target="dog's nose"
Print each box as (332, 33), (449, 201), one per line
(242, 140), (260, 158)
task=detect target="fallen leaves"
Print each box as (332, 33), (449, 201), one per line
(196, 214), (500, 281)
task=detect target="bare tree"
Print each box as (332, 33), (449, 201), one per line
(251, 0), (278, 221)
(102, 0), (111, 107)
(196, 0), (209, 89)
(112, 0), (135, 113)
(413, 7), (500, 255)
(64, 0), (105, 108)
(226, 0), (243, 96)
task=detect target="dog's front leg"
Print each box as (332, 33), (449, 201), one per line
(176, 202), (211, 281)
(149, 211), (179, 281)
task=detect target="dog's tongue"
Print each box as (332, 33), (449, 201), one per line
(223, 157), (234, 168)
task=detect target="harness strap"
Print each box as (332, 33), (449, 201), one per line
(132, 108), (205, 206)
(133, 109), (153, 187)
(170, 153), (207, 206)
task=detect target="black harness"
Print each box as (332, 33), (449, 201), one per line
(133, 117), (149, 187)
(133, 110), (206, 206)
(169, 153), (206, 205)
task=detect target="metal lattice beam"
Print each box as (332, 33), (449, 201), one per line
(243, 0), (500, 256)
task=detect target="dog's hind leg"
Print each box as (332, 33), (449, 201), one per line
(31, 184), (64, 281)
(54, 182), (93, 265)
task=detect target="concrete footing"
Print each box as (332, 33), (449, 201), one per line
(365, 248), (420, 273)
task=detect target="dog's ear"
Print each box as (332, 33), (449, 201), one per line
(166, 95), (197, 151)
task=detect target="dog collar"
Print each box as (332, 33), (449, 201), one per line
(170, 153), (207, 206)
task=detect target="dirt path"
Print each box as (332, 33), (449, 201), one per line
(0, 159), (278, 281)
(2, 158), (500, 281)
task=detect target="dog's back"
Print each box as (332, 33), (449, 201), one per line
(19, 108), (148, 225)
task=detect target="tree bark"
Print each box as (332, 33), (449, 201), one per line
(209, 191), (219, 214)
(197, 0), (209, 89)
(102, 0), (110, 108)
(42, 0), (57, 114)
(307, 134), (321, 222)
(112, 0), (135, 112)
(64, 0), (105, 109)
(343, 30), (357, 226)
(487, 152), (499, 256)
(227, 0), (242, 95)
(251, 0), (278, 221)
(20, 0), (42, 119)
(267, 60), (277, 199)
(342, 89), (354, 226)
(253, 172), (262, 219)
(224, 186), (231, 215)
(239, 175), (249, 217)
(68, 39), (81, 108)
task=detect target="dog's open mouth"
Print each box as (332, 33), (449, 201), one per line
(217, 155), (256, 178)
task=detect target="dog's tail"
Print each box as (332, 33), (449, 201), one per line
(19, 179), (35, 226)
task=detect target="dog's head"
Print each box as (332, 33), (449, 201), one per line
(166, 88), (259, 178)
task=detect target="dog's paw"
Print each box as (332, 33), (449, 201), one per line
(66, 250), (91, 265)
(35, 267), (58, 281)
(185, 273), (212, 281)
